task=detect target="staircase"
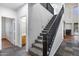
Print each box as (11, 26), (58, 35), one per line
(29, 3), (64, 56)
(29, 15), (57, 56)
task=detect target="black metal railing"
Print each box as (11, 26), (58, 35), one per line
(43, 6), (64, 56)
(41, 3), (54, 15)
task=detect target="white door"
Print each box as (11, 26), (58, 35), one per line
(9, 19), (15, 44)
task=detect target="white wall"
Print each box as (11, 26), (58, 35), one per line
(16, 4), (28, 51)
(63, 4), (73, 23)
(64, 4), (79, 23)
(28, 3), (53, 48)
(63, 4), (79, 35)
(65, 23), (72, 29)
(51, 3), (63, 15)
(0, 6), (17, 50)
(20, 17), (26, 35)
(0, 16), (2, 50)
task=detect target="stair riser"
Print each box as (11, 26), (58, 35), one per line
(35, 40), (43, 44)
(42, 30), (48, 33)
(42, 31), (47, 33)
(40, 33), (43, 36)
(46, 24), (51, 27)
(40, 33), (47, 36)
(45, 26), (50, 29)
(44, 28), (49, 30)
(29, 50), (39, 56)
(32, 44), (43, 51)
(46, 22), (53, 26)
(38, 36), (43, 39)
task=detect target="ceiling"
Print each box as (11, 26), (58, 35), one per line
(0, 3), (25, 10)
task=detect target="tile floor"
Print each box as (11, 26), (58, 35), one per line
(0, 46), (30, 56)
(55, 35), (79, 56)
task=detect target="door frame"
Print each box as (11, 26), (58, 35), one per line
(19, 15), (28, 51)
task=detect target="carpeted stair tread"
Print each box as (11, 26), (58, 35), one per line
(32, 43), (43, 50)
(29, 48), (42, 56)
(35, 39), (43, 43)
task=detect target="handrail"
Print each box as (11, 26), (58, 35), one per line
(47, 6), (64, 34)
(47, 3), (54, 15)
(40, 3), (54, 15)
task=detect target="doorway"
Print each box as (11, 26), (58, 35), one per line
(19, 16), (27, 47)
(1, 17), (15, 49)
(74, 23), (79, 35)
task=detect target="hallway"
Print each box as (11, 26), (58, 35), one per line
(0, 46), (30, 56)
(55, 35), (79, 56)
